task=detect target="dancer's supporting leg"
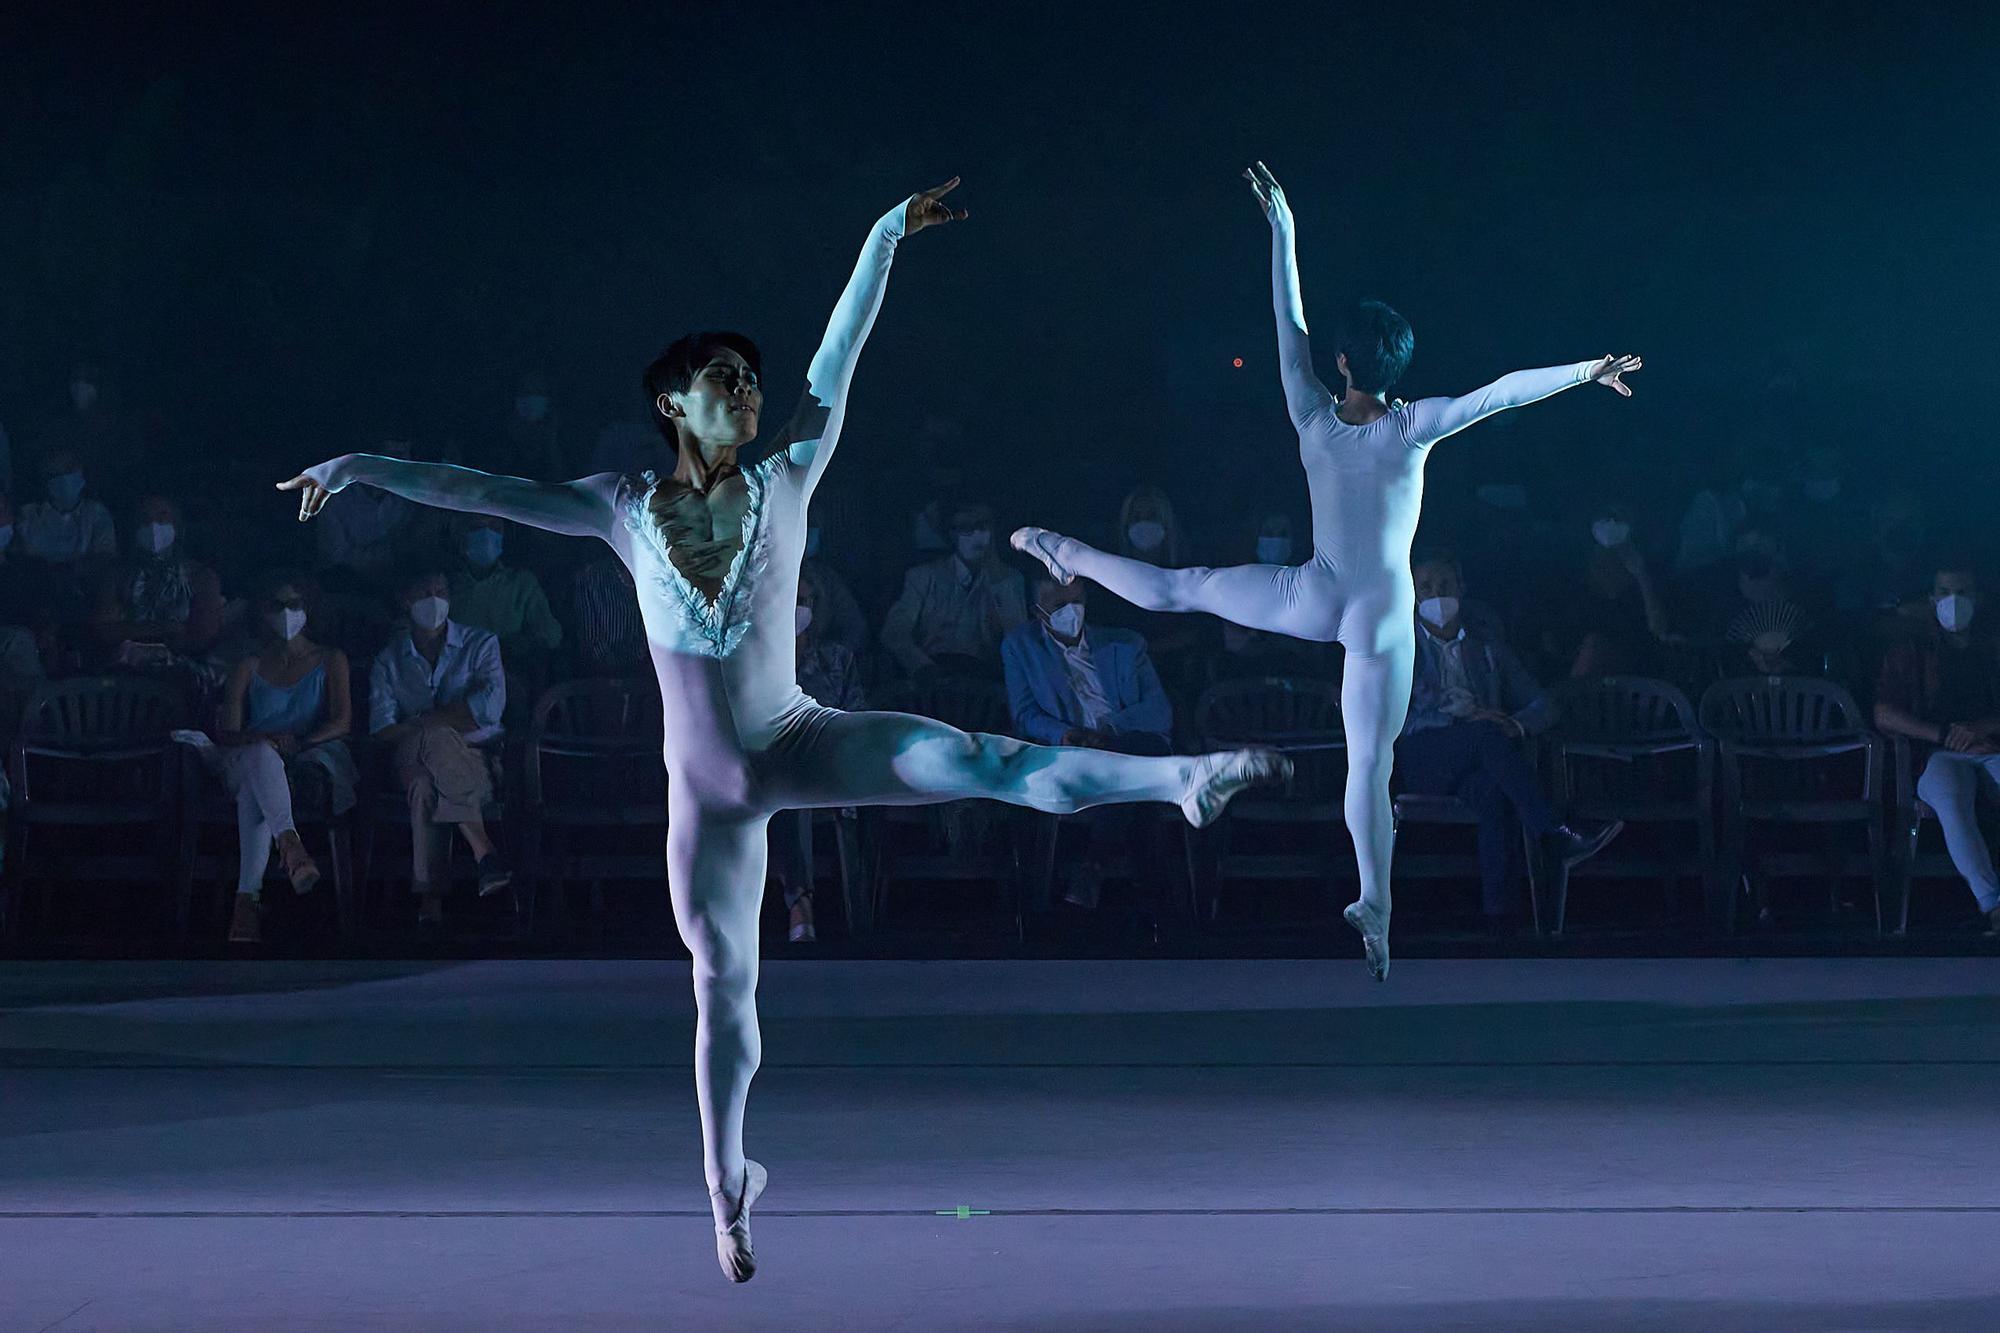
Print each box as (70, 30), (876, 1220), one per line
(1336, 645), (1414, 980)
(1010, 532), (1342, 643)
(757, 708), (1287, 825)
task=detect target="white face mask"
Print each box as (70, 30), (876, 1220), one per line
(410, 595), (450, 631)
(1127, 520), (1166, 551)
(794, 604), (814, 637)
(1045, 603), (1085, 640)
(135, 522), (176, 555)
(955, 530), (991, 564)
(1591, 519), (1631, 549)
(268, 608), (308, 642)
(514, 394), (550, 422)
(1937, 593), (1976, 633)
(1256, 536), (1292, 565)
(1418, 596), (1461, 629)
(464, 529), (503, 567)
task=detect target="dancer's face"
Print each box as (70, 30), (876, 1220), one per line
(658, 350), (762, 452)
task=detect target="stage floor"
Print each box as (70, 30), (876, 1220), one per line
(3, 958), (1997, 1331)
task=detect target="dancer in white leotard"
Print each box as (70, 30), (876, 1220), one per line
(280, 179), (1287, 1284)
(1013, 162), (1641, 982)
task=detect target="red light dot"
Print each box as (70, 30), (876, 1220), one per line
(1232, 357), (1244, 368)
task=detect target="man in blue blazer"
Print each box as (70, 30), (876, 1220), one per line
(1003, 576), (1175, 908)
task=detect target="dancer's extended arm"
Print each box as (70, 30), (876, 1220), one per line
(1406, 354), (1643, 448)
(277, 455), (621, 539)
(1244, 161), (1334, 427)
(775, 178), (967, 492)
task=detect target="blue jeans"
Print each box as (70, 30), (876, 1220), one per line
(1395, 721), (1559, 916)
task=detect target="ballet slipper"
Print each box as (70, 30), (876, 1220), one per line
(711, 1158), (768, 1283)
(1180, 749), (1291, 828)
(1009, 527), (1075, 585)
(1343, 900), (1391, 982)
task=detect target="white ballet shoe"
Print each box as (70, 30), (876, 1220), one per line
(1180, 748), (1291, 828)
(711, 1158), (768, 1283)
(1343, 900), (1391, 982)
(1009, 526), (1075, 585)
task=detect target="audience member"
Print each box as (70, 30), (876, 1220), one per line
(42, 365), (140, 502)
(1873, 559), (2000, 933)
(1398, 549), (1622, 931)
(493, 369), (565, 480)
(587, 399), (670, 480)
(1674, 446), (1788, 576)
(206, 571), (358, 944)
(1002, 575), (1173, 909)
(448, 515), (563, 721)
(904, 421), (966, 558)
(1095, 482), (1214, 687)
(368, 566), (511, 926)
(1837, 486), (1933, 624)
(1696, 533), (1830, 678)
(1539, 503), (1674, 678)
(92, 494), (227, 708)
(800, 521), (869, 656)
(19, 448), (116, 566)
(314, 437), (429, 589)
(1217, 512), (1334, 679)
(880, 499), (1026, 680)
(570, 551), (649, 676)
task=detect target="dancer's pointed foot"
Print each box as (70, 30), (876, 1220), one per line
(712, 1159), (768, 1283)
(1343, 900), (1391, 982)
(1180, 748), (1291, 828)
(1009, 527), (1075, 585)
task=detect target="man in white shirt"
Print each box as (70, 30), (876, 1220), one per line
(369, 566), (510, 925)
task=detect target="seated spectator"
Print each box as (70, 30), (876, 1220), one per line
(0, 490), (46, 628)
(369, 567), (511, 927)
(19, 448), (115, 567)
(904, 424), (966, 559)
(1539, 503), (1674, 678)
(588, 399), (671, 480)
(1217, 512), (1333, 679)
(43, 364), (143, 504)
(1002, 575), (1173, 910)
(1837, 486), (1932, 624)
(448, 516), (562, 722)
(314, 437), (426, 590)
(1873, 559), (2000, 934)
(494, 369), (565, 480)
(1697, 534), (1829, 678)
(770, 568), (869, 944)
(570, 551), (649, 676)
(205, 572), (358, 944)
(1093, 482), (1213, 688)
(1675, 445), (1789, 577)
(1398, 549), (1622, 932)
(800, 521), (868, 656)
(880, 499), (1026, 680)
(92, 494), (227, 709)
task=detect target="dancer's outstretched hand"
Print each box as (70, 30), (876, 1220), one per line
(904, 177), (968, 234)
(1586, 354), (1644, 397)
(1243, 160), (1294, 229)
(275, 457), (352, 522)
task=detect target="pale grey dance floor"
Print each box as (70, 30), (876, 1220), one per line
(3, 957), (1997, 1331)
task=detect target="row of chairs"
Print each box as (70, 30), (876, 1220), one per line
(0, 671), (1977, 946)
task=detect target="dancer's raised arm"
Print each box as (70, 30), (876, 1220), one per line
(1405, 354), (1643, 448)
(277, 454), (621, 539)
(1245, 161), (1335, 427)
(776, 178), (967, 491)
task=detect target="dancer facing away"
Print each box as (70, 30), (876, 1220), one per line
(279, 178), (1287, 1284)
(1012, 162), (1641, 982)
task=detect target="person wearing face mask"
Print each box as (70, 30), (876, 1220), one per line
(493, 370), (566, 481)
(769, 567), (870, 944)
(1400, 549), (1624, 932)
(879, 498), (1027, 680)
(1089, 483), (1214, 688)
(448, 516), (562, 724)
(1874, 561), (2000, 934)
(314, 435), (425, 589)
(203, 572), (359, 944)
(797, 519), (869, 656)
(1219, 513), (1332, 678)
(1674, 446), (1790, 577)
(18, 448), (116, 567)
(1542, 505), (1675, 678)
(92, 494), (226, 703)
(369, 566), (512, 926)
(1003, 576), (1174, 911)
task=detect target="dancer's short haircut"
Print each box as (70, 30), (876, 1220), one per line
(641, 331), (763, 447)
(1336, 301), (1415, 394)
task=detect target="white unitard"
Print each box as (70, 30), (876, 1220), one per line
(1021, 199), (1602, 939)
(296, 196), (1280, 1270)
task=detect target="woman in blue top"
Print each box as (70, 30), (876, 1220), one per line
(210, 571), (357, 944)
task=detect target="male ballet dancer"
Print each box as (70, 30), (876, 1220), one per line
(1014, 162), (1641, 980)
(281, 178), (1287, 1282)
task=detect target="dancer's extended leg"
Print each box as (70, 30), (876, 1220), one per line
(1337, 645), (1413, 980)
(1012, 529), (1342, 642)
(756, 709), (1286, 826)
(662, 788), (772, 1279)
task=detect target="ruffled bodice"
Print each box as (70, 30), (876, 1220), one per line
(619, 454), (782, 659)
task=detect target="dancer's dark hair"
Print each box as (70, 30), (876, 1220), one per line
(641, 332), (763, 447)
(1336, 301), (1415, 394)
